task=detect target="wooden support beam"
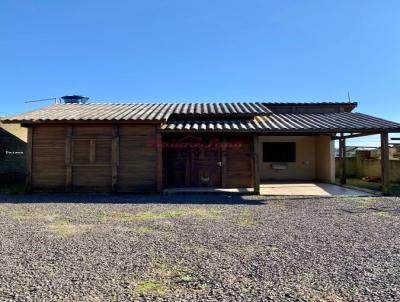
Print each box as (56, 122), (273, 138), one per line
(252, 135), (260, 194)
(333, 132), (382, 140)
(112, 125), (120, 192)
(156, 127), (163, 193)
(65, 126), (73, 192)
(339, 134), (347, 185)
(381, 132), (390, 194)
(221, 139), (227, 188)
(25, 127), (33, 193)
(250, 137), (255, 189)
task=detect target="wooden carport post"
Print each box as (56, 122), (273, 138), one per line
(339, 133), (347, 185)
(252, 134), (260, 194)
(381, 132), (390, 194)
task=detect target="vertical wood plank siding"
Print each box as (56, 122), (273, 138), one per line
(30, 124), (159, 193)
(118, 125), (158, 192)
(221, 140), (227, 188)
(25, 127), (33, 192)
(252, 135), (260, 194)
(163, 134), (253, 189)
(111, 125), (120, 192)
(224, 136), (252, 188)
(29, 125), (255, 192)
(65, 126), (72, 192)
(32, 125), (68, 191)
(156, 127), (163, 192)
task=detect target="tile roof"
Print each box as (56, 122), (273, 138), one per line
(263, 101), (358, 106)
(2, 102), (400, 133)
(161, 112), (400, 133)
(2, 102), (270, 122)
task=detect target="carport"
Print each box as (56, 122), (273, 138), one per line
(249, 113), (400, 195)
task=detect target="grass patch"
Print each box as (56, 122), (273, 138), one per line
(132, 226), (157, 234)
(336, 178), (400, 196)
(353, 197), (379, 207)
(375, 211), (393, 219)
(268, 202), (287, 209)
(11, 213), (34, 220)
(137, 210), (185, 220)
(97, 210), (185, 221)
(95, 210), (107, 220)
(179, 273), (193, 282)
(231, 208), (257, 225)
(240, 208), (252, 215)
(235, 218), (258, 226)
(135, 280), (168, 297)
(189, 209), (224, 219)
(48, 220), (90, 236)
(11, 212), (58, 221)
(133, 262), (194, 297)
(97, 208), (224, 221)
(156, 262), (194, 283)
(181, 244), (208, 254)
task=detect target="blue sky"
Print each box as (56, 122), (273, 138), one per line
(1, 0), (399, 146)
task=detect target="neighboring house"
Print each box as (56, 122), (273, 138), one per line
(2, 101), (400, 193)
(333, 146), (399, 160)
(334, 146), (371, 158)
(368, 146), (399, 160)
(338, 146), (400, 160)
(0, 121), (27, 184)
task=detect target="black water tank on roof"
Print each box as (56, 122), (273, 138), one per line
(61, 95), (89, 104)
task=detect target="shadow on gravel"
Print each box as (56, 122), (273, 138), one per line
(341, 207), (400, 214)
(0, 193), (270, 205)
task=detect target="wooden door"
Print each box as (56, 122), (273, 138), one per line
(164, 148), (190, 187)
(191, 148), (222, 187)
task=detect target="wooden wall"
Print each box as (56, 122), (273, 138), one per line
(118, 125), (158, 192)
(32, 125), (67, 191)
(163, 134), (253, 188)
(223, 136), (252, 188)
(29, 124), (160, 193)
(29, 126), (254, 192)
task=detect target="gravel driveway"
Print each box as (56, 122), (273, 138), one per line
(0, 194), (399, 301)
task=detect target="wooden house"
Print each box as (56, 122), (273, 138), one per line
(2, 101), (400, 193)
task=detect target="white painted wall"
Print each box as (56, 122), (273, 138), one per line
(315, 135), (335, 183)
(258, 135), (334, 183)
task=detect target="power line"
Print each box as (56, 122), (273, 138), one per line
(24, 97), (57, 104)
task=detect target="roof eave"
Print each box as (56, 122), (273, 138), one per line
(6, 119), (166, 126)
(161, 128), (400, 134)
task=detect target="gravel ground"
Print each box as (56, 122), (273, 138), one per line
(0, 194), (399, 302)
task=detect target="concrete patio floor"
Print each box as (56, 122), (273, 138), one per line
(164, 187), (254, 194)
(164, 182), (375, 196)
(260, 182), (375, 196)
